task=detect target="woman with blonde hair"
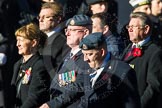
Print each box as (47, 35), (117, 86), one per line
(11, 23), (50, 108)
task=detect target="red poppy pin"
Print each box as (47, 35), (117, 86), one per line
(132, 45), (142, 57)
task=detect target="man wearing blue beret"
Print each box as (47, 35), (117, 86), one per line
(78, 32), (141, 108)
(40, 14), (92, 108)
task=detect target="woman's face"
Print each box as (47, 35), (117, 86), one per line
(16, 36), (34, 56)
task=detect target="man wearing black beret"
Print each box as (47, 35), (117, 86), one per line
(78, 32), (141, 108)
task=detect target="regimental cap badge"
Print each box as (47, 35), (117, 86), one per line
(82, 44), (88, 50)
(70, 19), (75, 25)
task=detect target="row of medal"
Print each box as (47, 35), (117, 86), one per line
(58, 70), (77, 86)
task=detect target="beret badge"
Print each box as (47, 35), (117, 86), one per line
(82, 44), (88, 50)
(70, 19), (75, 25)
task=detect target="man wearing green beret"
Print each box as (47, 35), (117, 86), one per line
(78, 32), (141, 108)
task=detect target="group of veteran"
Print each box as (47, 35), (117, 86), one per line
(39, 14), (141, 108)
(9, 3), (162, 108)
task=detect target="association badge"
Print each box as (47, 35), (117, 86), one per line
(82, 44), (88, 50)
(70, 19), (75, 25)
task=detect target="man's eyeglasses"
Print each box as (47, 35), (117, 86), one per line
(64, 28), (85, 33)
(126, 25), (144, 29)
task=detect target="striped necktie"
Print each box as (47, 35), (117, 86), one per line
(70, 53), (73, 58)
(124, 45), (136, 60)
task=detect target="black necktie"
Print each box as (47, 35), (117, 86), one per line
(61, 53), (71, 68)
(70, 53), (73, 58)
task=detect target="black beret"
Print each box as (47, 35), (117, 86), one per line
(66, 14), (92, 26)
(79, 32), (105, 50)
(86, 0), (108, 5)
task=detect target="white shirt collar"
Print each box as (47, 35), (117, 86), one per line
(133, 36), (150, 47)
(70, 48), (81, 58)
(46, 30), (55, 38)
(91, 67), (104, 88)
(46, 27), (62, 37)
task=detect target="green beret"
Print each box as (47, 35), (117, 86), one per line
(66, 14), (92, 26)
(79, 32), (105, 50)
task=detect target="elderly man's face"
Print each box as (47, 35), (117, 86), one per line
(82, 49), (103, 69)
(127, 18), (149, 43)
(65, 26), (86, 48)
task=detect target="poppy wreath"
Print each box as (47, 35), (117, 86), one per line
(132, 45), (142, 57)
